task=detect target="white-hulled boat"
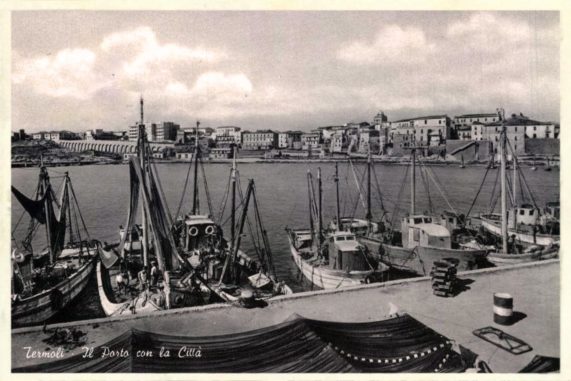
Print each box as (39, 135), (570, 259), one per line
(288, 168), (387, 289)
(334, 152), (489, 276)
(477, 108), (558, 265)
(288, 229), (385, 289)
(11, 168), (97, 327)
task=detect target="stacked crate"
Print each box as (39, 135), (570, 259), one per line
(431, 259), (458, 297)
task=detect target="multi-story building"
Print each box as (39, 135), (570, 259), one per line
(330, 131), (347, 153)
(215, 126), (241, 145)
(241, 130), (278, 150)
(129, 123), (157, 142)
(156, 122), (180, 142)
(390, 115), (451, 145)
(301, 132), (321, 151)
(32, 132), (45, 140)
(454, 113), (499, 126)
(472, 119), (526, 156)
(278, 131), (304, 149)
(358, 129), (380, 153)
(453, 113), (499, 141)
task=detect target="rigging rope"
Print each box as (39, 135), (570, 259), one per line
(465, 164), (491, 219)
(173, 154), (194, 221)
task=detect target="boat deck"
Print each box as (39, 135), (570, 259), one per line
(12, 259), (559, 373)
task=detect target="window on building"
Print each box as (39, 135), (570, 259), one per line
(515, 136), (517, 141)
(424, 120), (427, 124)
(534, 126), (537, 131)
(533, 133), (537, 138)
(515, 127), (517, 132)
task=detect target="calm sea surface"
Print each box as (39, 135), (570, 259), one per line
(11, 162), (560, 323)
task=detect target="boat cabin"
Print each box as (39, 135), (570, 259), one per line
(336, 217), (380, 236)
(508, 204), (539, 228)
(183, 215), (223, 252)
(545, 202), (560, 220)
(327, 231), (371, 271)
(438, 211), (465, 232)
(401, 215), (451, 249)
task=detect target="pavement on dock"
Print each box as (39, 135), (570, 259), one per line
(12, 259), (559, 372)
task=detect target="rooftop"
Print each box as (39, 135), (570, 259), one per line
(454, 113), (498, 118)
(393, 115), (449, 123)
(484, 114), (552, 127)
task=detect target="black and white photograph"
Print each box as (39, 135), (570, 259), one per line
(5, 5), (565, 376)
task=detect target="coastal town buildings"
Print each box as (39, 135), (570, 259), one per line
(301, 132), (321, 151)
(156, 122), (180, 142)
(390, 115), (452, 146)
(214, 126), (242, 145)
(242, 130), (278, 150)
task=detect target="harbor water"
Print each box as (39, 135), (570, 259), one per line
(11, 162), (560, 323)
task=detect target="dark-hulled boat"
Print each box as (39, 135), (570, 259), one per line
(11, 167), (97, 327)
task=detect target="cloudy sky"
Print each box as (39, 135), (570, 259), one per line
(12, 11), (559, 132)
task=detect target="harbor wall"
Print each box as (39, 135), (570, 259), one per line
(12, 260), (559, 373)
(524, 138), (560, 156)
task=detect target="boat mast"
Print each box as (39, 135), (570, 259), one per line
(318, 167), (323, 245)
(192, 121), (200, 215)
(366, 149), (372, 228)
(41, 166), (54, 264)
(231, 145), (237, 247)
(334, 162), (341, 228)
(499, 108), (509, 254)
(411, 147), (416, 215)
(138, 98), (149, 267)
(307, 170), (315, 246)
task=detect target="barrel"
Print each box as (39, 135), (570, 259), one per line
(493, 293), (513, 325)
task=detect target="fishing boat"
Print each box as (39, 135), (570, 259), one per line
(331, 151), (489, 276)
(478, 117), (559, 248)
(11, 167), (97, 327)
(287, 168), (387, 289)
(477, 109), (558, 265)
(97, 107), (290, 317)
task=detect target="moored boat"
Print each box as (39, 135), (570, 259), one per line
(11, 168), (98, 327)
(334, 151), (489, 276)
(97, 108), (290, 317)
(288, 168), (387, 289)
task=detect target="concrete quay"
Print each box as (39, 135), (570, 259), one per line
(12, 259), (559, 372)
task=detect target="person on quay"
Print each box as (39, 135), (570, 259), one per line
(138, 266), (149, 291)
(150, 260), (161, 288)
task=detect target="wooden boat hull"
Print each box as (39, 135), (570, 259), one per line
(11, 256), (96, 327)
(480, 216), (559, 247)
(487, 248), (559, 266)
(96, 260), (162, 317)
(359, 236), (488, 276)
(288, 235), (374, 289)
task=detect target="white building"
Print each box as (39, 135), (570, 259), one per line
(390, 115), (451, 145)
(215, 126), (242, 145)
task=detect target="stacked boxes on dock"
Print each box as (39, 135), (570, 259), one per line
(431, 258), (459, 297)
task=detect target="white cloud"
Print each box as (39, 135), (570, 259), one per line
(337, 25), (434, 65)
(13, 48), (105, 99)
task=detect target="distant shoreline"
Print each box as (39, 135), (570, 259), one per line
(12, 157), (559, 169)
